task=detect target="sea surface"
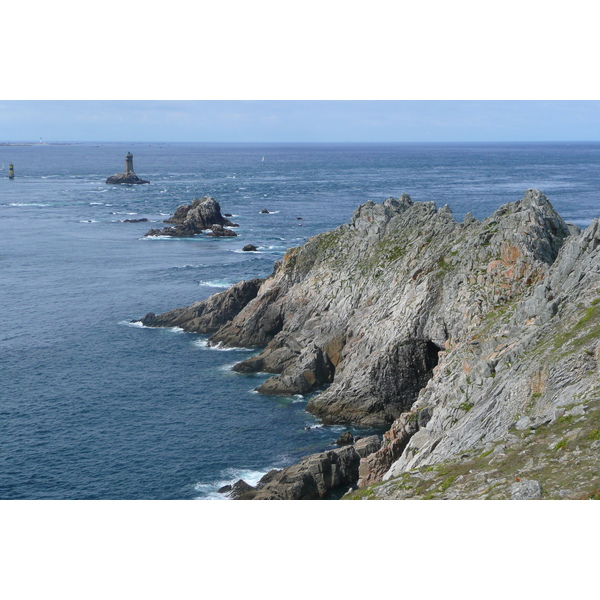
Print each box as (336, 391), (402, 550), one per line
(1, 141), (599, 499)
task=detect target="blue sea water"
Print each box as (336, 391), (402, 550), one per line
(1, 141), (599, 499)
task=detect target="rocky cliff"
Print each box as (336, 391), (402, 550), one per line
(140, 190), (600, 499)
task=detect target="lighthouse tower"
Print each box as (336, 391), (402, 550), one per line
(8, 163), (14, 179)
(125, 152), (134, 175)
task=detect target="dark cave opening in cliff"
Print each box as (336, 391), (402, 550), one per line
(425, 340), (441, 372)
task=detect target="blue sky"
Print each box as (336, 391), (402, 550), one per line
(2, 101), (600, 143)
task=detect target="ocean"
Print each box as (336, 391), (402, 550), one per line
(1, 141), (599, 499)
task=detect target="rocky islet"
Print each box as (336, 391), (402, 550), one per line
(144, 196), (239, 238)
(139, 189), (600, 499)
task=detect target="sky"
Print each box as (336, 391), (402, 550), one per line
(2, 100), (600, 143)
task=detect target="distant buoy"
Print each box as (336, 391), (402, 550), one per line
(8, 163), (14, 179)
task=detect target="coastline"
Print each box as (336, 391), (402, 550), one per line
(142, 189), (600, 499)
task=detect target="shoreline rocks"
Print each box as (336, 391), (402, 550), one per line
(226, 435), (381, 500)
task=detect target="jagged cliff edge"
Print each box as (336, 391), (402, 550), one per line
(140, 190), (600, 499)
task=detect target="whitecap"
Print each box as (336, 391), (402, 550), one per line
(198, 280), (232, 289)
(208, 342), (255, 352)
(80, 220), (98, 223)
(120, 320), (150, 328)
(7, 203), (49, 207)
(89, 202), (103, 205)
(167, 326), (185, 334)
(193, 467), (276, 500)
(192, 338), (209, 348)
(172, 264), (207, 270)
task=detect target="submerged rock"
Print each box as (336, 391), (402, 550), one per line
(242, 244), (258, 252)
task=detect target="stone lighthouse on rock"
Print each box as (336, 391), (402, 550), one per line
(106, 152), (149, 184)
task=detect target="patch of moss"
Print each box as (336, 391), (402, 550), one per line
(588, 428), (600, 441)
(553, 439), (567, 451)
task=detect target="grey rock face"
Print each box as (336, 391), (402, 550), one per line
(144, 197), (238, 237)
(139, 278), (264, 334)
(230, 435), (381, 500)
(510, 479), (542, 500)
(207, 224), (237, 237)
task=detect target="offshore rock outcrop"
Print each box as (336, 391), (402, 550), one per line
(106, 173), (149, 184)
(144, 197), (238, 237)
(141, 189), (600, 499)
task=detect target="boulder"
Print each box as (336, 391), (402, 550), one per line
(335, 431), (354, 446)
(261, 208), (270, 214)
(510, 479), (542, 500)
(242, 244), (258, 252)
(207, 224), (237, 237)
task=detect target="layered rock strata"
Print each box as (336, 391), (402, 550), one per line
(144, 197), (238, 237)
(140, 189), (600, 498)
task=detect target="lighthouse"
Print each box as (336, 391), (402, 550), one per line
(106, 152), (149, 184)
(8, 163), (14, 179)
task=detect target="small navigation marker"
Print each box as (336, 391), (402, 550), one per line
(8, 163), (14, 179)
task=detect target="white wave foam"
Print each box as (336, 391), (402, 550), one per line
(167, 326), (185, 334)
(80, 220), (98, 223)
(89, 202), (103, 205)
(259, 210), (280, 214)
(209, 342), (255, 352)
(7, 203), (49, 207)
(198, 280), (232, 288)
(193, 467), (276, 500)
(192, 339), (256, 352)
(172, 264), (207, 270)
(120, 320), (150, 328)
